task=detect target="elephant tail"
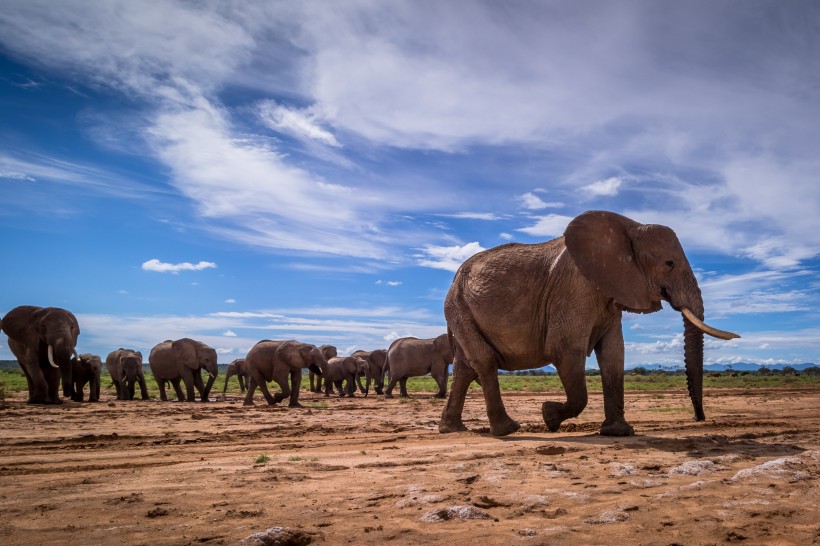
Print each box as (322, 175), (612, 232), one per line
(381, 353), (390, 390)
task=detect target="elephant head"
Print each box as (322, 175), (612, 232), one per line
(172, 338), (218, 402)
(1, 305), (80, 402)
(565, 211), (739, 421)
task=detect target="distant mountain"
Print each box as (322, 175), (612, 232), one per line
(623, 362), (817, 372)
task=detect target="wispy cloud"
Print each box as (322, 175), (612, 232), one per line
(376, 280), (402, 287)
(141, 259), (217, 274)
(518, 192), (563, 210)
(581, 177), (622, 197)
(258, 100), (340, 147)
(517, 214), (573, 238)
(415, 242), (485, 272)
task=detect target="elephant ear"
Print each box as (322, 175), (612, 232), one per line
(564, 210), (653, 311)
(172, 338), (200, 370)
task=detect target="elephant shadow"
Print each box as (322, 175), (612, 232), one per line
(497, 432), (807, 460)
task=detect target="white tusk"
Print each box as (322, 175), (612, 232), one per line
(47, 345), (59, 368)
(681, 308), (740, 340)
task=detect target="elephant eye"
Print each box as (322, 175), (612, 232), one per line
(665, 260), (675, 271)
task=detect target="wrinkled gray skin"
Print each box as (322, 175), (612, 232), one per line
(149, 339), (218, 402)
(309, 345), (337, 393)
(244, 340), (329, 407)
(71, 353), (102, 402)
(322, 356), (370, 397)
(222, 358), (248, 393)
(106, 348), (148, 400)
(351, 349), (387, 395)
(384, 335), (452, 399)
(1, 306), (80, 404)
(441, 210), (736, 437)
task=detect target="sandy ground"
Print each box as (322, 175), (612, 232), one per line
(0, 385), (818, 545)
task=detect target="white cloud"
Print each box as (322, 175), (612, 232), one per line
(440, 212), (505, 221)
(376, 280), (402, 287)
(224, 299), (236, 304)
(258, 100), (340, 147)
(499, 232), (514, 240)
(416, 242), (486, 272)
(518, 192), (562, 210)
(517, 214), (573, 238)
(141, 259), (217, 274)
(581, 177), (622, 197)
(222, 330), (237, 337)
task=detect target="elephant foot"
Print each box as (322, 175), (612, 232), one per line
(375, 389), (383, 395)
(434, 393), (447, 399)
(600, 419), (634, 437)
(542, 401), (566, 432)
(384, 393), (394, 399)
(439, 419), (468, 434)
(288, 401), (303, 408)
(490, 417), (521, 437)
(243, 401), (255, 407)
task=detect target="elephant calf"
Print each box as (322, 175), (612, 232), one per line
(71, 354), (102, 402)
(149, 338), (218, 402)
(107, 348), (149, 401)
(322, 356), (370, 398)
(222, 358), (249, 393)
(384, 334), (452, 398)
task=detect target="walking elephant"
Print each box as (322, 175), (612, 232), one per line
(309, 345), (337, 393)
(106, 349), (149, 400)
(1, 305), (80, 404)
(322, 356), (370, 397)
(383, 335), (452, 399)
(351, 349), (387, 395)
(71, 353), (102, 402)
(440, 210), (740, 437)
(244, 340), (329, 407)
(149, 339), (218, 402)
(222, 358), (249, 393)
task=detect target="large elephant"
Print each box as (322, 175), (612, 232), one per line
(322, 356), (370, 397)
(244, 340), (328, 407)
(309, 345), (337, 393)
(1, 306), (80, 404)
(222, 358), (249, 393)
(148, 338), (218, 402)
(440, 210), (739, 437)
(71, 353), (101, 402)
(351, 349), (387, 395)
(383, 335), (452, 399)
(106, 348), (149, 400)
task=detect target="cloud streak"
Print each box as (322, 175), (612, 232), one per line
(142, 259), (217, 274)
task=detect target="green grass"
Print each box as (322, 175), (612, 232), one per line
(0, 366), (817, 401)
(254, 454), (271, 464)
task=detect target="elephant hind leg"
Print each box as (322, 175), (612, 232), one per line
(542, 351), (589, 432)
(399, 378), (409, 398)
(288, 369), (302, 407)
(439, 350), (475, 433)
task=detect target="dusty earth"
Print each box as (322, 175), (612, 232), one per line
(0, 385), (818, 545)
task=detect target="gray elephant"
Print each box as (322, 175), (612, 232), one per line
(441, 210), (740, 437)
(106, 348), (149, 400)
(149, 338), (218, 402)
(351, 349), (387, 395)
(1, 305), (80, 404)
(321, 356), (370, 397)
(244, 340), (329, 407)
(309, 345), (337, 393)
(383, 335), (452, 399)
(71, 353), (102, 402)
(222, 358), (249, 393)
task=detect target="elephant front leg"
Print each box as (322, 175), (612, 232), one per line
(542, 350), (589, 432)
(44, 366), (63, 404)
(138, 376), (149, 400)
(170, 379), (186, 402)
(595, 325), (634, 436)
(288, 370), (303, 407)
(243, 376), (258, 406)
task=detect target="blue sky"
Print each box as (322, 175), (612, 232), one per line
(1, 1), (818, 367)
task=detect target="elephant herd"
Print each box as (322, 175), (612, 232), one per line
(0, 306), (455, 408)
(1, 212), (741, 437)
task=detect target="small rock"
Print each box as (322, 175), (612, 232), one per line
(421, 505), (491, 522)
(240, 526), (315, 546)
(535, 445), (566, 456)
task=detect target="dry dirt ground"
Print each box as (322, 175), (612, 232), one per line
(0, 386), (818, 545)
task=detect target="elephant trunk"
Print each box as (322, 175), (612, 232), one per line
(201, 372), (215, 402)
(683, 314), (705, 421)
(49, 338), (75, 398)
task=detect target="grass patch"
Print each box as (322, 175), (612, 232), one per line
(254, 454), (271, 464)
(647, 407), (690, 413)
(288, 456), (303, 462)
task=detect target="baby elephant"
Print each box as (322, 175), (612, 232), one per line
(106, 348), (149, 401)
(323, 356), (369, 398)
(71, 353), (102, 402)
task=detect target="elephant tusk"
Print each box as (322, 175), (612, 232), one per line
(47, 345), (59, 368)
(681, 308), (740, 340)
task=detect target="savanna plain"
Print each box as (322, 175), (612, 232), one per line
(0, 372), (818, 546)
